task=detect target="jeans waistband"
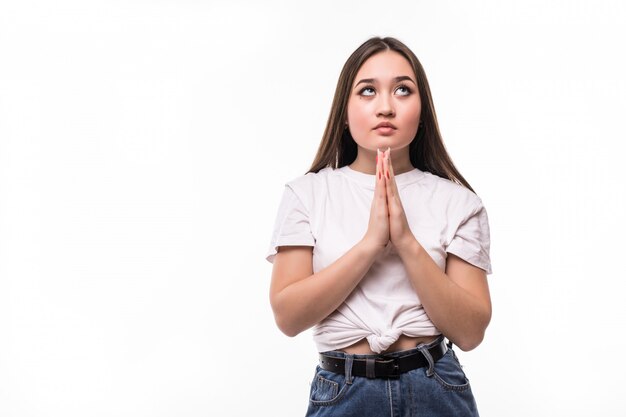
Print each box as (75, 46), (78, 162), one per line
(318, 335), (448, 380)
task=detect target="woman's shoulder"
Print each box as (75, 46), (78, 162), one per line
(420, 171), (483, 210)
(281, 166), (337, 206)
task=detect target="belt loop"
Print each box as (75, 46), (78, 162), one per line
(418, 344), (435, 377)
(366, 358), (376, 379)
(344, 354), (354, 385)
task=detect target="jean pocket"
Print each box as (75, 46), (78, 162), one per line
(309, 366), (350, 406)
(432, 350), (471, 392)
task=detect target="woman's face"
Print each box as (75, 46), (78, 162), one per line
(346, 50), (421, 154)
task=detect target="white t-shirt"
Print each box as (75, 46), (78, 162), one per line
(265, 165), (492, 353)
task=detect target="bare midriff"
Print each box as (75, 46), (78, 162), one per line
(339, 334), (440, 355)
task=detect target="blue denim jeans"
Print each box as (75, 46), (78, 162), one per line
(305, 336), (479, 417)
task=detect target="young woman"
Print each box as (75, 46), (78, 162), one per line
(265, 36), (493, 416)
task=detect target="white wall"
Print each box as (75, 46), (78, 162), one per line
(1, 1), (624, 416)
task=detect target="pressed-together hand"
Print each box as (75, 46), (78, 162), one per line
(363, 148), (417, 253)
(381, 148), (416, 251)
(363, 148), (391, 251)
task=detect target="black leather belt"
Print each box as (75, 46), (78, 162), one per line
(319, 338), (448, 379)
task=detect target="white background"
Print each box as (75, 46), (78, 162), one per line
(1, 1), (625, 416)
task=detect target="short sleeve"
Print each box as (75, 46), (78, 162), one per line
(446, 201), (493, 275)
(265, 185), (315, 264)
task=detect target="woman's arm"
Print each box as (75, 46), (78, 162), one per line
(269, 240), (381, 337)
(270, 151), (391, 337)
(396, 240), (492, 351)
(380, 150), (491, 351)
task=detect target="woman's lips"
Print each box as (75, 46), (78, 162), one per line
(373, 122), (396, 135)
(374, 126), (396, 135)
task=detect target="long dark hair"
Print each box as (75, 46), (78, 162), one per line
(307, 36), (475, 193)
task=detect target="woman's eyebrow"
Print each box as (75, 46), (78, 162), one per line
(354, 76), (417, 89)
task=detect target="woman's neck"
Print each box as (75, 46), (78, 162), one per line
(348, 149), (413, 175)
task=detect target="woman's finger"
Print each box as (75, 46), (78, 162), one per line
(376, 148), (381, 191)
(383, 148), (396, 200)
(386, 147), (398, 197)
(377, 148), (385, 196)
(377, 148), (389, 214)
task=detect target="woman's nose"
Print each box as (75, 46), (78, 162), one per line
(376, 95), (395, 117)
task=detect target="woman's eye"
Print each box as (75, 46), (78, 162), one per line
(359, 87), (375, 96)
(395, 85), (411, 96)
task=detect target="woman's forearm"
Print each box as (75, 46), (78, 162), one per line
(396, 238), (491, 351)
(271, 240), (382, 337)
